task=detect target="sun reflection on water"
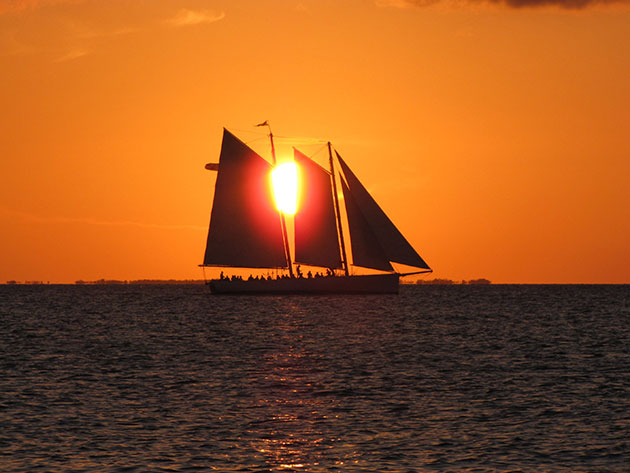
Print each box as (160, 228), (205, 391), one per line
(244, 303), (338, 471)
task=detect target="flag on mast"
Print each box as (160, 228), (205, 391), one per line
(255, 120), (269, 127)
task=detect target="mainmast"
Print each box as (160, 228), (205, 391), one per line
(328, 142), (350, 276)
(260, 122), (294, 278)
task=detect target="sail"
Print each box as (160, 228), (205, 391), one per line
(337, 152), (430, 270)
(340, 178), (393, 271)
(293, 149), (343, 269)
(203, 129), (288, 268)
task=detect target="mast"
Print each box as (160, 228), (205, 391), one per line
(328, 142), (350, 276)
(264, 123), (294, 278)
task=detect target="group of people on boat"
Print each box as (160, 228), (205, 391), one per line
(218, 266), (337, 282)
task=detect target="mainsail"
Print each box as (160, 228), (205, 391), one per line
(336, 151), (431, 270)
(293, 149), (343, 269)
(203, 129), (287, 268)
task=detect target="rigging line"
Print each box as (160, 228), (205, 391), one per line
(227, 126), (328, 144)
(302, 144), (329, 172)
(229, 127), (268, 136)
(292, 142), (328, 163)
(272, 134), (328, 144)
(243, 135), (269, 146)
(308, 144), (327, 159)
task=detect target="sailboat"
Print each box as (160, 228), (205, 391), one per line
(201, 127), (432, 294)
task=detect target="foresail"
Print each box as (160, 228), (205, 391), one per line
(341, 178), (393, 272)
(293, 149), (342, 269)
(203, 129), (288, 268)
(336, 152), (431, 270)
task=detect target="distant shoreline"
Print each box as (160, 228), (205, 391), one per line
(4, 279), (207, 285)
(5, 277), (491, 285)
(410, 278), (491, 285)
(3, 279), (628, 285)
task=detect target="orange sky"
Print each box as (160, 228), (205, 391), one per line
(1, 0), (629, 283)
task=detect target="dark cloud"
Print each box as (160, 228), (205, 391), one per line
(379, 0), (628, 9)
(493, 0), (624, 8)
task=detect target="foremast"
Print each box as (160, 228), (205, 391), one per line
(260, 122), (294, 278)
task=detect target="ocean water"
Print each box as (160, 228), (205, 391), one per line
(0, 284), (628, 472)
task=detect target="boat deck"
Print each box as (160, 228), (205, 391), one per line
(208, 273), (400, 295)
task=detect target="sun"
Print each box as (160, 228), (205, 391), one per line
(271, 162), (298, 215)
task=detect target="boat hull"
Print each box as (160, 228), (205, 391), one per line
(208, 273), (400, 295)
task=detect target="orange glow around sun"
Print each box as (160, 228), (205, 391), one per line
(271, 162), (298, 215)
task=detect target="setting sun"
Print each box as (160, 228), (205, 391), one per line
(271, 162), (298, 215)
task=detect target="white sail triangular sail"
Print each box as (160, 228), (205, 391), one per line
(203, 129), (288, 268)
(336, 151), (431, 270)
(340, 178), (394, 272)
(293, 149), (343, 269)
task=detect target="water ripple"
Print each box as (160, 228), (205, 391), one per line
(0, 284), (628, 472)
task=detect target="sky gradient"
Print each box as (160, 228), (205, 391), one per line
(1, 0), (629, 283)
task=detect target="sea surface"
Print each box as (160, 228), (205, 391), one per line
(1, 284), (628, 472)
